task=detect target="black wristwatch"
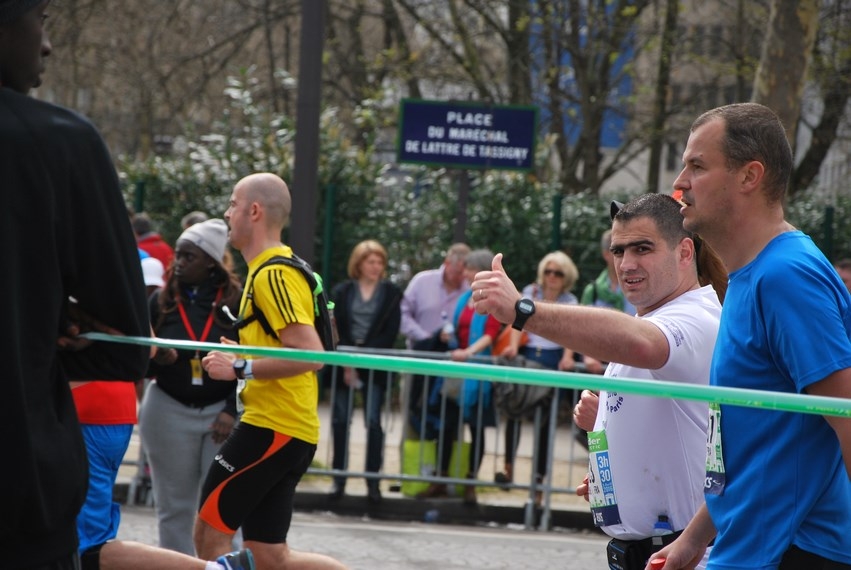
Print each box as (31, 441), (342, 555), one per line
(233, 358), (247, 380)
(512, 298), (536, 331)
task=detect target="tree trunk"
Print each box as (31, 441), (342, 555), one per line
(646, 0), (679, 194)
(382, 0), (421, 100)
(789, 0), (851, 196)
(750, 0), (821, 145)
(507, 0), (532, 104)
(792, 78), (850, 193)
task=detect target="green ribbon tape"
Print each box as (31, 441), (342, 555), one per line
(83, 332), (851, 418)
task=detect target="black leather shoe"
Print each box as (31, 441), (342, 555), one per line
(328, 485), (344, 502)
(494, 471), (512, 491)
(367, 484), (382, 504)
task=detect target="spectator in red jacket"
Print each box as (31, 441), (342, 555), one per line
(133, 212), (174, 270)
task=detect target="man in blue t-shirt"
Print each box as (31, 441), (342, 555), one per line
(654, 103), (851, 569)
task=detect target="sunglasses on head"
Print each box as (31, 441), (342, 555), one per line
(544, 269), (565, 278)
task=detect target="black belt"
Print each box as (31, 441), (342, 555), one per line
(606, 530), (683, 570)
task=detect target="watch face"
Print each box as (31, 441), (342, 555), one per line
(518, 298), (535, 314)
(234, 358), (246, 370)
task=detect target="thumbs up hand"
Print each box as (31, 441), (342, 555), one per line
(490, 251), (507, 274)
(471, 252), (521, 324)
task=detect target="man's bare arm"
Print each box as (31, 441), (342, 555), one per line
(806, 368), (851, 478)
(472, 253), (669, 369)
(203, 323), (324, 381)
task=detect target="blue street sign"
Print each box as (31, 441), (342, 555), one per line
(397, 99), (538, 171)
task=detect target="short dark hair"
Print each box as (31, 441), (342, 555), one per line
(612, 193), (689, 249)
(0, 0), (43, 25)
(131, 212), (153, 235)
(612, 193), (728, 304)
(691, 103), (792, 203)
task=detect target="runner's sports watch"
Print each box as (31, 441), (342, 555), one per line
(233, 358), (247, 379)
(512, 298), (536, 331)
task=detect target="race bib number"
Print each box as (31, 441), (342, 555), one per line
(705, 403), (726, 495)
(588, 429), (621, 527)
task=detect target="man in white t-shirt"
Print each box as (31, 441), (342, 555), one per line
(471, 193), (726, 570)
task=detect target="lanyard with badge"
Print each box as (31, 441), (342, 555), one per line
(177, 288), (223, 385)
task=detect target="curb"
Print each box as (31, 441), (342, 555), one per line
(294, 491), (601, 532)
(115, 482), (601, 534)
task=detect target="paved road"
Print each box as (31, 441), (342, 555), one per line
(117, 504), (609, 569)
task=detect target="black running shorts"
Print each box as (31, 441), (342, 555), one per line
(198, 422), (316, 543)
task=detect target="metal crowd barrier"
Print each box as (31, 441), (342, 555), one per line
(101, 331), (851, 532)
(309, 345), (590, 530)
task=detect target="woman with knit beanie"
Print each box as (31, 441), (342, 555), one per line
(140, 219), (243, 555)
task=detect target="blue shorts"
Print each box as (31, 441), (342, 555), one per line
(76, 424), (133, 554)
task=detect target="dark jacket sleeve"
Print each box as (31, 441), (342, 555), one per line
(331, 280), (355, 346)
(366, 281), (402, 349)
(0, 90), (148, 549)
(50, 103), (150, 381)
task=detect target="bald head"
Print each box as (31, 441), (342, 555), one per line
(225, 172), (295, 260)
(236, 172), (292, 231)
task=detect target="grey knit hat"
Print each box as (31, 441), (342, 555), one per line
(0, 0), (43, 25)
(177, 218), (228, 264)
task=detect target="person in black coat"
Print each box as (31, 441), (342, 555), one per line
(328, 240), (401, 503)
(0, 3), (149, 567)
